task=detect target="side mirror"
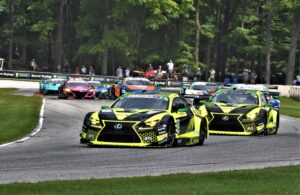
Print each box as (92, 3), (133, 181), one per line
(177, 108), (187, 113)
(101, 105), (109, 109)
(265, 103), (273, 108)
(173, 103), (185, 112)
(179, 89), (185, 95)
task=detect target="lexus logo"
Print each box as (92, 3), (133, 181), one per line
(222, 116), (229, 121)
(114, 123), (122, 130)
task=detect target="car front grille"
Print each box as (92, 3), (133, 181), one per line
(73, 91), (87, 98)
(98, 121), (140, 143)
(209, 114), (244, 132)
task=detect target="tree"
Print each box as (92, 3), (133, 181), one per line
(286, 7), (300, 84)
(264, 0), (272, 84)
(195, 0), (200, 67)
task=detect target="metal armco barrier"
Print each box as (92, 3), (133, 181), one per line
(2, 70), (296, 100)
(0, 70), (118, 83)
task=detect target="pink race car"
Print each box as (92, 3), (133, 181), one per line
(58, 80), (95, 99)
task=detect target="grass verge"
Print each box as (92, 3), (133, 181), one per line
(0, 165), (299, 195)
(280, 96), (300, 118)
(0, 88), (42, 144)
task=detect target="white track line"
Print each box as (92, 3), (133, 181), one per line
(0, 98), (45, 147)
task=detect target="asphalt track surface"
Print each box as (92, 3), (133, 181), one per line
(0, 87), (299, 184)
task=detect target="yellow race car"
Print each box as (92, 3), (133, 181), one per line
(198, 90), (279, 135)
(80, 93), (208, 147)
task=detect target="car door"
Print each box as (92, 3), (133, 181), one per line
(171, 97), (192, 134)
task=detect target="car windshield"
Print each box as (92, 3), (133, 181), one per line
(212, 92), (258, 105)
(67, 82), (88, 87)
(49, 80), (64, 84)
(88, 82), (102, 88)
(125, 80), (151, 86)
(191, 85), (217, 91)
(112, 97), (169, 110)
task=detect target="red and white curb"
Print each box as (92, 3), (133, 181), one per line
(0, 98), (45, 147)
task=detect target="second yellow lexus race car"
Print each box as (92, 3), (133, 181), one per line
(80, 93), (208, 147)
(197, 90), (279, 135)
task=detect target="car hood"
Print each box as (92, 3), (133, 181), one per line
(126, 85), (156, 91)
(68, 86), (89, 91)
(186, 89), (208, 95)
(206, 102), (258, 114)
(99, 108), (164, 121)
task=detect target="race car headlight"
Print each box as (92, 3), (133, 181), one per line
(246, 112), (258, 121)
(145, 119), (159, 127)
(88, 89), (95, 92)
(65, 88), (71, 93)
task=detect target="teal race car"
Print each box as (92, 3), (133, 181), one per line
(39, 78), (66, 95)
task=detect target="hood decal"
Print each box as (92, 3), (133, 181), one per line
(98, 109), (118, 120)
(207, 103), (258, 114)
(124, 110), (164, 121)
(99, 108), (163, 121)
(230, 105), (258, 113)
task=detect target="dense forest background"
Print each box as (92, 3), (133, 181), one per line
(0, 0), (299, 84)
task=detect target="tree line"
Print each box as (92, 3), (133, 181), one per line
(0, 0), (299, 84)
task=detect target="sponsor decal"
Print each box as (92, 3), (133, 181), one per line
(222, 116), (229, 121)
(0, 71), (15, 77)
(144, 136), (153, 141)
(114, 123), (122, 130)
(101, 109), (112, 112)
(31, 73), (52, 79)
(247, 126), (254, 131)
(88, 134), (95, 140)
(17, 72), (31, 78)
(153, 81), (166, 86)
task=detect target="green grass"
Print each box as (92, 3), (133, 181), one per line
(0, 88), (42, 144)
(0, 165), (299, 195)
(280, 96), (300, 118)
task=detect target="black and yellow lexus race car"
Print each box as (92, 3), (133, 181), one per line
(80, 93), (208, 147)
(198, 90), (279, 135)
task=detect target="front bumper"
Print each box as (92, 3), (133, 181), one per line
(208, 113), (265, 135)
(64, 90), (95, 99)
(80, 120), (168, 147)
(96, 91), (108, 98)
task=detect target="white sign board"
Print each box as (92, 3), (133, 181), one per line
(0, 58), (4, 70)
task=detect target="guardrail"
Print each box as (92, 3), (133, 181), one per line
(0, 70), (118, 83)
(0, 70), (192, 87)
(289, 86), (300, 101)
(1, 70), (299, 100)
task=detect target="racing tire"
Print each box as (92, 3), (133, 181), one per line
(43, 90), (48, 95)
(58, 92), (67, 99)
(198, 121), (206, 145)
(270, 112), (279, 135)
(166, 120), (176, 147)
(262, 116), (269, 136)
(108, 88), (116, 100)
